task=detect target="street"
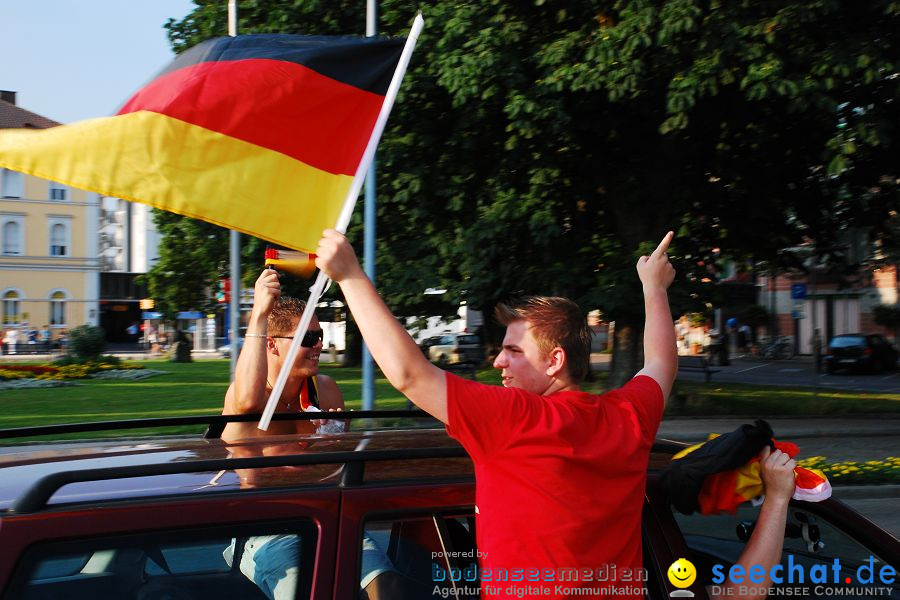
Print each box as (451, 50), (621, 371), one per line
(593, 353), (900, 393)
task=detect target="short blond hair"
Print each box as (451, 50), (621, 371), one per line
(267, 297), (307, 336)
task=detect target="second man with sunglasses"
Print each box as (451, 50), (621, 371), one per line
(221, 268), (344, 441)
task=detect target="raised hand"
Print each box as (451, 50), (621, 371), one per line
(636, 231), (676, 291)
(252, 268), (281, 318)
(759, 446), (797, 503)
(316, 229), (365, 283)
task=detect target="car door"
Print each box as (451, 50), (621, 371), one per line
(645, 472), (899, 600)
(338, 481), (475, 599)
(0, 489), (341, 600)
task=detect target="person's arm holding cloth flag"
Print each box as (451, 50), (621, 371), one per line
(709, 446), (797, 600)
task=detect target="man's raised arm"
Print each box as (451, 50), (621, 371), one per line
(635, 231), (677, 399)
(316, 230), (448, 423)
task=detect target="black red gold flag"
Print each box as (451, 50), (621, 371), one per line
(0, 34), (404, 252)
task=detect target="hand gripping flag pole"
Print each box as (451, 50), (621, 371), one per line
(259, 13), (425, 431)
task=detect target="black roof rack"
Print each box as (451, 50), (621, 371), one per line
(0, 410), (436, 441)
(10, 444), (470, 514)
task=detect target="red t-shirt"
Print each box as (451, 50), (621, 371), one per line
(446, 374), (664, 599)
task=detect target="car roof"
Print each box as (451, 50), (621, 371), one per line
(0, 413), (684, 514)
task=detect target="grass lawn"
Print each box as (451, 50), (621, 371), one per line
(665, 380), (900, 416)
(1, 358), (897, 441)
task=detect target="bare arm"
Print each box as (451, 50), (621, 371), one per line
(635, 231), (677, 399)
(224, 269), (280, 414)
(316, 231), (448, 423)
(710, 447), (796, 600)
(316, 374), (345, 410)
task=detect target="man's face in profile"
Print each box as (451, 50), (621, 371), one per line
(492, 320), (555, 395)
(270, 316), (324, 378)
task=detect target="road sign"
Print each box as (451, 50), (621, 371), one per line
(790, 284), (807, 299)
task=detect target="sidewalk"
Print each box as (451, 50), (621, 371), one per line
(658, 416), (900, 443)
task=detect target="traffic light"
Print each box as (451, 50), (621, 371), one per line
(139, 298), (155, 310)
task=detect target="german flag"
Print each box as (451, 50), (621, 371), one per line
(0, 34), (404, 252)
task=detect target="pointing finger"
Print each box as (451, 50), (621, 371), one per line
(651, 231), (674, 259)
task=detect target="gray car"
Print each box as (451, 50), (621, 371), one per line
(427, 333), (484, 366)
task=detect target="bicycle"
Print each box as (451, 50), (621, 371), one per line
(760, 336), (795, 360)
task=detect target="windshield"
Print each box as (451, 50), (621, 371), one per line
(829, 336), (865, 348)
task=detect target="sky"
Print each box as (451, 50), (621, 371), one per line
(1, 0), (198, 124)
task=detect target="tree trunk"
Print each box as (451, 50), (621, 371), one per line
(343, 315), (362, 368)
(607, 317), (643, 390)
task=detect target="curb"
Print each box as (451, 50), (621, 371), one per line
(657, 416), (900, 441)
(655, 429), (900, 442)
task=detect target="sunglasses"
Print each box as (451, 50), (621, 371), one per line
(270, 329), (324, 348)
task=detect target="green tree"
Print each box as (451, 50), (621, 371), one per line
(162, 0), (899, 386)
(873, 304), (900, 343)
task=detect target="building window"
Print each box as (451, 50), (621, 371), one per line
(3, 290), (20, 325)
(1, 169), (24, 198)
(2, 219), (23, 255)
(49, 291), (67, 326)
(50, 223), (68, 256)
(49, 180), (68, 201)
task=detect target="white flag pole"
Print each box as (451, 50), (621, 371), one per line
(259, 13), (425, 430)
(227, 0), (241, 382)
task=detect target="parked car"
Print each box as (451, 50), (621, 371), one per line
(418, 335), (444, 357)
(824, 334), (898, 374)
(0, 414), (897, 600)
(218, 327), (247, 358)
(218, 338), (244, 358)
(426, 332), (484, 366)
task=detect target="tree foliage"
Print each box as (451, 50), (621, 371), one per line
(873, 303), (900, 339)
(159, 0), (900, 383)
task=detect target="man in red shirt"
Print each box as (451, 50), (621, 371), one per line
(316, 230), (677, 599)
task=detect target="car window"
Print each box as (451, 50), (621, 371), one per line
(31, 554), (91, 579)
(5, 520), (317, 600)
(144, 539), (232, 576)
(830, 336), (865, 348)
(441, 335), (454, 344)
(362, 513), (477, 598)
(673, 505), (896, 597)
(458, 335), (480, 345)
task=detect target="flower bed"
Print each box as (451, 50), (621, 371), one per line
(0, 364), (59, 378)
(0, 369), (33, 381)
(799, 456), (900, 485)
(0, 378), (79, 390)
(90, 369), (166, 380)
(0, 358), (144, 381)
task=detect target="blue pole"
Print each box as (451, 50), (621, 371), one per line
(362, 169), (376, 411)
(361, 0), (377, 411)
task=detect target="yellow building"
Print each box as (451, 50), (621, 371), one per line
(0, 91), (99, 342)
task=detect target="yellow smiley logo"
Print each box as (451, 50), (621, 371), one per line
(667, 558), (697, 588)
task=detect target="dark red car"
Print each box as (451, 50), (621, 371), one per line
(0, 413), (896, 599)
